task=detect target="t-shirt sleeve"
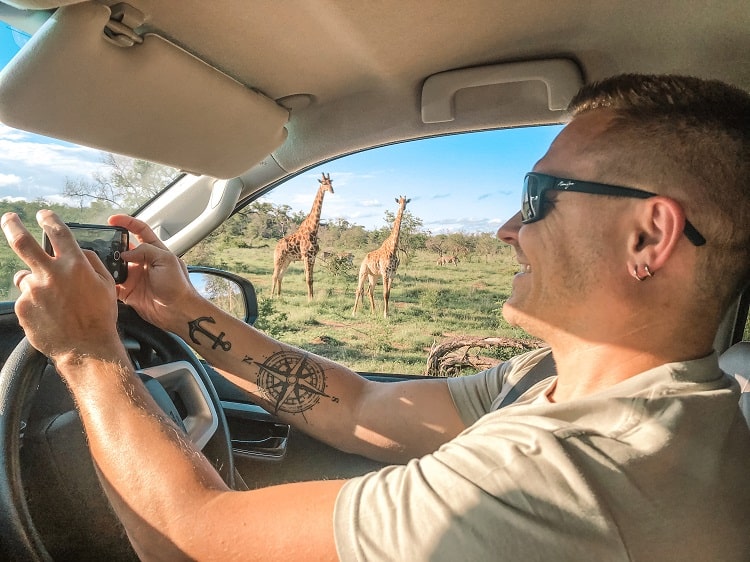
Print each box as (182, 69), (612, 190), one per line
(446, 347), (552, 426)
(445, 362), (506, 425)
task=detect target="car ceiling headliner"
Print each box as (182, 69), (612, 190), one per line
(111, 1), (747, 100)
(116, 1), (748, 101)
(4, 0), (749, 182)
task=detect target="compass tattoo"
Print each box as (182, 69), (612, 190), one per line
(254, 351), (339, 417)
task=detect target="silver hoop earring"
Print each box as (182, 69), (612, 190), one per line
(632, 264), (654, 281)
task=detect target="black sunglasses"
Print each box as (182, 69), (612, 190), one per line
(521, 172), (706, 247)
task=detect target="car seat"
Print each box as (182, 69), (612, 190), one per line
(718, 341), (750, 428)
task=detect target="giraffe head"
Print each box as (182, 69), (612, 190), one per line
(319, 172), (334, 194)
(395, 196), (410, 208)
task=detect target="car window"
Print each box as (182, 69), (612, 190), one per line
(184, 127), (563, 375)
(0, 11), (559, 375)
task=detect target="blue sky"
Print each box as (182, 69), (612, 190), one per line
(261, 125), (563, 233)
(0, 124), (563, 233)
(0, 22), (564, 234)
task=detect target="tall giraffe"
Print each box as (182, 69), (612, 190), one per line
(353, 196), (411, 318)
(271, 173), (334, 300)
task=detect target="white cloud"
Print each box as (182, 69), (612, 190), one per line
(358, 199), (381, 207)
(0, 172), (21, 186)
(0, 125), (108, 201)
(0, 136), (102, 176)
(425, 215), (505, 234)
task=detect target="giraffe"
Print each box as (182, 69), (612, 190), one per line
(271, 172), (333, 300)
(437, 254), (459, 266)
(353, 196), (411, 318)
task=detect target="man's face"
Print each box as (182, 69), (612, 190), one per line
(497, 110), (634, 337)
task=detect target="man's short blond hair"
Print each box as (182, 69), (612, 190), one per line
(568, 74), (750, 314)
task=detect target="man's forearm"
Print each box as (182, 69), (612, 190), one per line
(53, 347), (229, 559)
(159, 296), (380, 454)
(158, 295), (465, 463)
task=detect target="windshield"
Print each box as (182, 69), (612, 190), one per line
(0, 21), (179, 300)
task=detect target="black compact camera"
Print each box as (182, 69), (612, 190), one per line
(43, 223), (129, 282)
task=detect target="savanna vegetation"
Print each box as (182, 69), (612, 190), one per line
(0, 194), (538, 375)
(183, 207), (542, 375)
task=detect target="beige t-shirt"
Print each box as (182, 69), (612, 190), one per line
(333, 349), (750, 561)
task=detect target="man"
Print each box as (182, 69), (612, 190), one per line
(3, 74), (750, 560)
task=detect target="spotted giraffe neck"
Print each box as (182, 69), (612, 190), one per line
(299, 183), (328, 234)
(382, 202), (406, 252)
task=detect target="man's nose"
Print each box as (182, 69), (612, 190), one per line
(496, 211), (523, 244)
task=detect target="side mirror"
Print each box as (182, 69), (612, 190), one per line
(187, 266), (258, 326)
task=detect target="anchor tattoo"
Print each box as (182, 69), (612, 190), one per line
(187, 316), (232, 351)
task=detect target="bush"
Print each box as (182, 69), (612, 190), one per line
(253, 297), (292, 338)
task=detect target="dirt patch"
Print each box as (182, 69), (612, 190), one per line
(317, 319), (352, 329)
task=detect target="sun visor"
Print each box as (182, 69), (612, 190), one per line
(0, 2), (289, 178)
(1, 0), (84, 8)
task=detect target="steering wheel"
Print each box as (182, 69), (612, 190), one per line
(0, 304), (235, 561)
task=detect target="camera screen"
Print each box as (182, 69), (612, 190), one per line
(42, 224), (129, 282)
(70, 226), (128, 282)
(74, 228), (127, 261)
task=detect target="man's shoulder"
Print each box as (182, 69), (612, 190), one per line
(500, 346), (554, 384)
(445, 347), (553, 425)
(463, 346), (552, 386)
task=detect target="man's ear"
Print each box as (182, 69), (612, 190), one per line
(629, 196), (685, 271)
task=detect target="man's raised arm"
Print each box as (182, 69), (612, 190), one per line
(110, 213), (466, 463)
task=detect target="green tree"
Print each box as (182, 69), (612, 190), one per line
(382, 209), (424, 257)
(446, 232), (474, 259)
(63, 154), (177, 210)
(474, 232), (504, 262)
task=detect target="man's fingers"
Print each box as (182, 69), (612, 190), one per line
(109, 214), (169, 251)
(13, 270), (31, 290)
(121, 241), (165, 265)
(82, 249), (114, 282)
(1, 212), (49, 271)
(37, 209), (84, 260)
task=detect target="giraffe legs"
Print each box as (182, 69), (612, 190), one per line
(271, 268), (284, 296)
(366, 273), (377, 314)
(356, 198), (410, 315)
(353, 261), (379, 315)
(303, 256), (316, 301)
(353, 262), (368, 314)
(271, 249), (293, 297)
(353, 258), (396, 317)
(382, 275), (393, 318)
(271, 264), (285, 297)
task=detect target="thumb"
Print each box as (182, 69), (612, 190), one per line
(122, 242), (190, 281)
(82, 249), (115, 283)
(121, 242), (167, 266)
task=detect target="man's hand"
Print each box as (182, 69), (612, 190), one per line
(108, 214), (198, 330)
(1, 210), (120, 362)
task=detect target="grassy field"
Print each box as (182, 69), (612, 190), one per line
(197, 243), (539, 375)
